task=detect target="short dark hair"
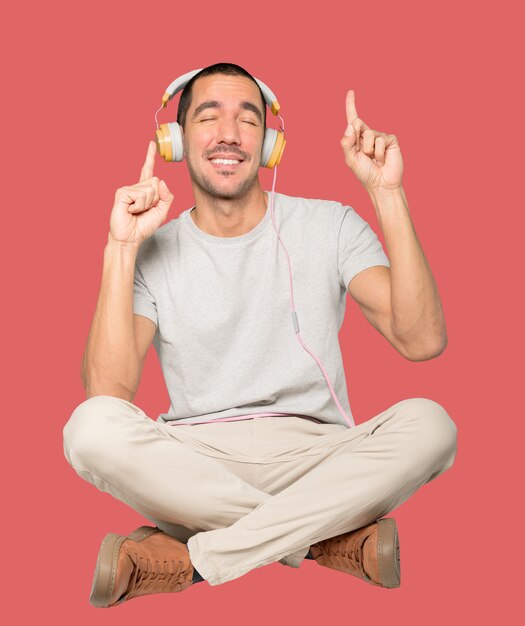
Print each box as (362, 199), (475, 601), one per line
(176, 62), (267, 130)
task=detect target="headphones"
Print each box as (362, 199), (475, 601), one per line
(154, 68), (286, 168)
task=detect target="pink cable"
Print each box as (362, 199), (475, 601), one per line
(266, 161), (355, 429)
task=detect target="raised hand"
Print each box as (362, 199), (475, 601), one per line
(340, 90), (403, 192)
(108, 141), (174, 246)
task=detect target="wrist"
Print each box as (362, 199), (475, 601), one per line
(368, 184), (404, 200)
(106, 233), (141, 251)
(368, 185), (407, 211)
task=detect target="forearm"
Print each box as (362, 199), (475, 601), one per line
(368, 186), (447, 358)
(82, 236), (141, 400)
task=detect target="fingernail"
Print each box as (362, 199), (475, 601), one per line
(345, 124), (354, 136)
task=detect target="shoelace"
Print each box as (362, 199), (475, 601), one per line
(313, 531), (370, 579)
(123, 554), (192, 600)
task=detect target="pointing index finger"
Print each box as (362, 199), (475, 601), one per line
(139, 140), (156, 182)
(345, 90), (359, 124)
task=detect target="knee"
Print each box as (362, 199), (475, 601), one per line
(401, 398), (458, 471)
(63, 396), (124, 470)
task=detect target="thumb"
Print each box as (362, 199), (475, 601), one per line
(158, 179), (173, 200)
(157, 179), (174, 210)
(340, 123), (358, 164)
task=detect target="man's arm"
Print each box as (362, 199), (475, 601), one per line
(340, 90), (447, 361)
(349, 186), (447, 362)
(81, 237), (145, 401)
(81, 141), (172, 402)
(347, 265), (411, 359)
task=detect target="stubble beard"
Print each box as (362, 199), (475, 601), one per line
(185, 151), (260, 200)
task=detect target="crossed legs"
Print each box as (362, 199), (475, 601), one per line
(63, 396), (457, 586)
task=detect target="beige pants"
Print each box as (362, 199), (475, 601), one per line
(63, 395), (457, 586)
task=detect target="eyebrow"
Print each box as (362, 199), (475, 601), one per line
(191, 100), (263, 123)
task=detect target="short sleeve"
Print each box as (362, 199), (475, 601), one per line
(337, 205), (390, 291)
(133, 262), (158, 327)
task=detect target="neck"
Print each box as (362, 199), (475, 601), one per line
(190, 183), (269, 238)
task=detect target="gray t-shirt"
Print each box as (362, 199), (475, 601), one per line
(133, 190), (390, 428)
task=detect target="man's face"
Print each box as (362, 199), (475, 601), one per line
(182, 74), (266, 200)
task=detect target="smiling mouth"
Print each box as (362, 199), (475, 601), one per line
(208, 157), (244, 168)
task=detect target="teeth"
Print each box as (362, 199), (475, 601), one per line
(211, 158), (241, 165)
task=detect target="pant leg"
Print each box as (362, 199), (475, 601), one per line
(62, 395), (306, 568)
(186, 397), (458, 586)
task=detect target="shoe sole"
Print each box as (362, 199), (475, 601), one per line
(376, 518), (401, 588)
(90, 526), (161, 608)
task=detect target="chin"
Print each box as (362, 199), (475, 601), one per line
(200, 175), (259, 199)
(208, 186), (250, 200)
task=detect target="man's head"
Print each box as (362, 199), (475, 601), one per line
(176, 63), (269, 200)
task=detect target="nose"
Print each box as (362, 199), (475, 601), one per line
(215, 116), (241, 145)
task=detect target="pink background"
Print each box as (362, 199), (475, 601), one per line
(2, 0), (521, 622)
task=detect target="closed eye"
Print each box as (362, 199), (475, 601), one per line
(198, 117), (257, 125)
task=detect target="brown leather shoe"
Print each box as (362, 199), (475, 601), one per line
(90, 526), (195, 608)
(309, 518), (400, 588)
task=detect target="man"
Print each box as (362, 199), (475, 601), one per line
(63, 63), (457, 608)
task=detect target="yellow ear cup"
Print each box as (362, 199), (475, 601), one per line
(155, 124), (173, 162)
(266, 132), (286, 169)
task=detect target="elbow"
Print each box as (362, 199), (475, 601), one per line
(85, 391), (136, 402)
(84, 385), (136, 403)
(398, 331), (448, 361)
(82, 371), (138, 402)
(402, 336), (448, 362)
(81, 353), (140, 402)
